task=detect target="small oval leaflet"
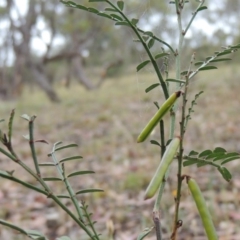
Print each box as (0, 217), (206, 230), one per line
(150, 140), (161, 147)
(76, 188), (104, 195)
(197, 6), (208, 12)
(88, 7), (99, 13)
(198, 150), (212, 158)
(115, 21), (130, 27)
(59, 155), (83, 163)
(218, 166), (232, 182)
(147, 38), (155, 49)
(76, 4), (88, 10)
(210, 58), (231, 63)
(54, 143), (78, 152)
(144, 31), (153, 37)
(166, 78), (186, 84)
(194, 61), (204, 66)
(97, 12), (112, 19)
(145, 83), (160, 93)
(105, 7), (118, 12)
(39, 162), (56, 166)
(199, 66), (217, 71)
(110, 14), (122, 21)
(136, 60), (150, 72)
(189, 150), (199, 156)
(155, 52), (169, 59)
(57, 195), (71, 199)
(217, 50), (232, 57)
(67, 170), (95, 178)
(43, 177), (62, 181)
(131, 18), (139, 26)
(117, 1), (124, 11)
(183, 159), (199, 167)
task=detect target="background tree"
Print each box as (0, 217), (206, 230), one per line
(0, 0), (239, 101)
(0, 0), (124, 101)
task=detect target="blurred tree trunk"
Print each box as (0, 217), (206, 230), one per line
(72, 57), (96, 89)
(6, 0), (60, 102)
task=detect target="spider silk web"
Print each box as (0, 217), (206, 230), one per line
(123, 0), (176, 121)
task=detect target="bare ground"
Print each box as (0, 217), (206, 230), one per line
(0, 64), (240, 240)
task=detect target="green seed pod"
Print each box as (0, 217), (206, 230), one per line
(144, 137), (180, 200)
(187, 177), (218, 240)
(137, 91), (181, 143)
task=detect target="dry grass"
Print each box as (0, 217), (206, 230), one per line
(0, 64), (240, 240)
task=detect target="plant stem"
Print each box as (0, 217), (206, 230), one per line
(49, 194), (97, 239)
(29, 116), (41, 177)
(106, 0), (169, 100)
(160, 120), (165, 158)
(152, 210), (162, 240)
(171, 1), (205, 138)
(7, 109), (15, 145)
(170, 1), (184, 140)
(136, 27), (175, 54)
(153, 120), (166, 207)
(49, 145), (100, 239)
(168, 4), (185, 237)
(153, 178), (165, 240)
(152, 119), (165, 240)
(50, 144), (85, 223)
(0, 147), (16, 161)
(170, 2), (197, 237)
(2, 136), (97, 239)
(184, 1), (206, 35)
(0, 170), (48, 195)
(1, 114), (99, 239)
(81, 201), (100, 239)
(170, 91), (186, 240)
(6, 154), (96, 238)
(171, 53), (194, 239)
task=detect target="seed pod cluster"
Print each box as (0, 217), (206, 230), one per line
(187, 177), (218, 240)
(144, 137), (180, 200)
(137, 91), (181, 143)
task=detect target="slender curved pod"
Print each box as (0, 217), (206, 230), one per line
(137, 91), (181, 143)
(144, 137), (180, 200)
(187, 177), (218, 240)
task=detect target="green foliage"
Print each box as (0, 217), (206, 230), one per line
(184, 147), (240, 181)
(0, 112), (102, 239)
(0, 219), (48, 240)
(136, 60), (151, 72)
(145, 83), (160, 93)
(181, 44), (240, 80)
(61, 0), (173, 100)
